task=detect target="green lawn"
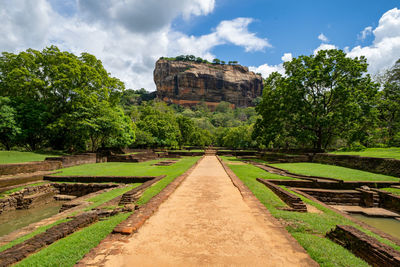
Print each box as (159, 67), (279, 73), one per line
(331, 147), (400, 160)
(0, 151), (63, 164)
(270, 162), (399, 181)
(225, 160), (400, 266)
(381, 187), (400, 196)
(220, 156), (298, 180)
(55, 157), (196, 177)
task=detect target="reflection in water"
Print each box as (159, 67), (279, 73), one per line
(0, 201), (63, 238)
(350, 213), (400, 239)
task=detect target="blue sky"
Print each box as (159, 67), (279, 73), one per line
(1, 1), (400, 90)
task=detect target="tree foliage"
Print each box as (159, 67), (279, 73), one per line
(254, 49), (379, 150)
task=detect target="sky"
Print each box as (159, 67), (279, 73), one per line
(1, 0), (400, 91)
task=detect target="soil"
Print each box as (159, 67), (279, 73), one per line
(102, 156), (314, 266)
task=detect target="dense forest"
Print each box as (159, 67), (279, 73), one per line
(0, 46), (399, 152)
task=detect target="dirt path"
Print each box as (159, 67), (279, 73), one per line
(102, 156), (315, 266)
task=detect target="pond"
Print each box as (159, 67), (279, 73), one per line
(350, 213), (400, 240)
(0, 201), (64, 238)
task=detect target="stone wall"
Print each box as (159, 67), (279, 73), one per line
(296, 188), (362, 206)
(52, 183), (119, 197)
(259, 152), (310, 163)
(327, 225), (400, 266)
(373, 189), (400, 213)
(0, 161), (62, 176)
(313, 153), (400, 178)
(0, 184), (57, 214)
(45, 153), (98, 168)
(107, 151), (165, 162)
(45, 175), (157, 184)
(267, 179), (400, 190)
(257, 178), (307, 212)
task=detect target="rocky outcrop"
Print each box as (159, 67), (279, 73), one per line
(154, 59), (263, 108)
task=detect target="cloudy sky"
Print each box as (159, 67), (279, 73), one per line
(1, 0), (400, 90)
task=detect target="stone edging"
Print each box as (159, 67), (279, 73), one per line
(327, 225), (400, 266)
(292, 188), (400, 246)
(256, 178), (307, 212)
(216, 156), (319, 266)
(118, 175), (166, 205)
(45, 175), (157, 183)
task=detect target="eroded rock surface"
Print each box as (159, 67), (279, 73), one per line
(154, 59), (263, 108)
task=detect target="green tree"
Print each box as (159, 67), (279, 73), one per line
(0, 97), (20, 150)
(254, 49), (379, 150)
(377, 59), (400, 146)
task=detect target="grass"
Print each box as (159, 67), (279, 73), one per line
(219, 156), (299, 181)
(54, 157), (197, 177)
(331, 147), (400, 160)
(0, 151), (64, 164)
(381, 187), (400, 196)
(0, 182), (47, 199)
(84, 183), (141, 211)
(270, 162), (399, 181)
(224, 159), (400, 266)
(15, 212), (131, 267)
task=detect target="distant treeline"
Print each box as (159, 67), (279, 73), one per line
(0, 47), (399, 152)
(160, 55), (239, 65)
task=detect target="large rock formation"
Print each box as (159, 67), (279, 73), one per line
(154, 59), (263, 109)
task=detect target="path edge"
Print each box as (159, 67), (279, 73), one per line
(216, 156), (319, 267)
(76, 156), (204, 266)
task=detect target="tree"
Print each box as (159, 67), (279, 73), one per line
(0, 46), (128, 151)
(377, 59), (400, 146)
(254, 49), (379, 150)
(0, 97), (20, 150)
(212, 58), (221, 64)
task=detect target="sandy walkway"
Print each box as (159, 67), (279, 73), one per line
(103, 156), (315, 266)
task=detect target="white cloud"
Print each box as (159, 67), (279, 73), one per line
(0, 0), (269, 91)
(313, 43), (337, 55)
(359, 26), (372, 40)
(347, 7), (400, 73)
(214, 18), (271, 52)
(318, 33), (329, 42)
(249, 52), (290, 78)
(249, 63), (284, 78)
(281, 53), (292, 62)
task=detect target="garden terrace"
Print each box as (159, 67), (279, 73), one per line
(221, 156), (400, 266)
(0, 156), (201, 266)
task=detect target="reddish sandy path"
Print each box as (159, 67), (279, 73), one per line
(102, 156), (316, 266)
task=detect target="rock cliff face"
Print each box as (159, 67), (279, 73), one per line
(154, 59), (263, 109)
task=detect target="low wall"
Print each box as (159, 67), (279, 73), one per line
(119, 175), (166, 205)
(259, 152), (310, 163)
(107, 151), (166, 162)
(257, 178), (307, 212)
(166, 151), (204, 156)
(267, 179), (400, 190)
(216, 151), (258, 156)
(373, 189), (400, 213)
(45, 175), (157, 184)
(327, 225), (400, 266)
(0, 212), (99, 266)
(45, 153), (98, 168)
(0, 184), (57, 214)
(0, 161), (62, 176)
(0, 173), (49, 189)
(296, 188), (362, 206)
(52, 183), (119, 197)
(313, 153), (400, 178)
